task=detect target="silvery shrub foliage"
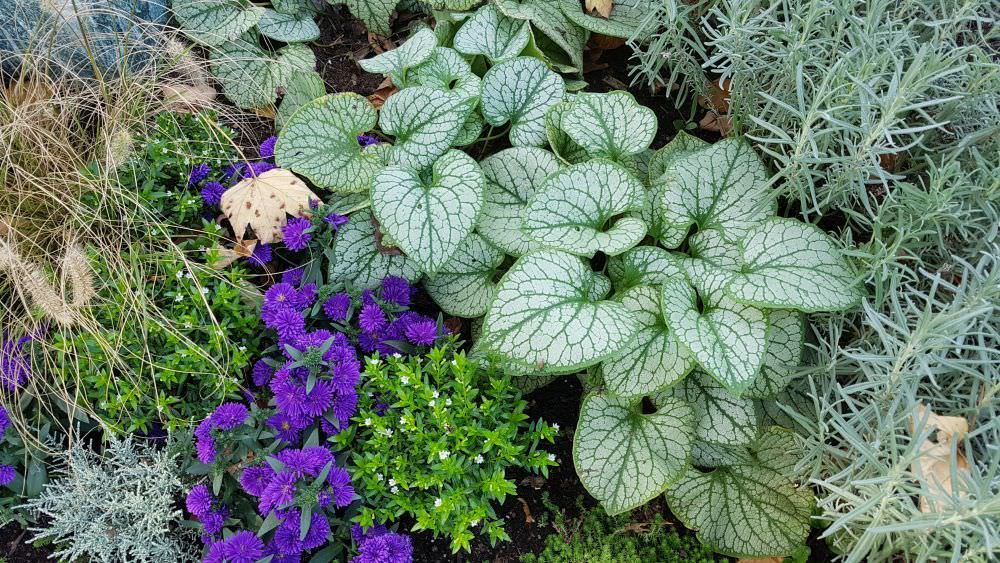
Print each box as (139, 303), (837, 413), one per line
(275, 25), (864, 558)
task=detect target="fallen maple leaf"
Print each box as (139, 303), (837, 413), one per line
(697, 78), (732, 113)
(221, 169), (320, 244)
(585, 0), (613, 18)
(909, 402), (972, 512)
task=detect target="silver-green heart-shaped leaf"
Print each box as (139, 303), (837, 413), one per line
(635, 132), (709, 241)
(561, 0), (655, 38)
(665, 464), (813, 557)
(726, 218), (864, 312)
(655, 138), (775, 248)
(653, 370), (759, 446)
(452, 111), (485, 147)
(545, 101), (590, 165)
(477, 147), (560, 256)
(275, 93), (384, 192)
(357, 27), (437, 82)
(257, 9), (320, 42)
(480, 57), (565, 147)
(424, 234), (504, 317)
(329, 215), (422, 289)
(523, 161), (647, 257)
(409, 47), (482, 100)
(562, 91), (657, 160)
(272, 0), (319, 16)
(276, 71), (326, 131)
(379, 88), (475, 170)
(371, 150), (484, 274)
(601, 285), (695, 398)
(171, 0), (263, 46)
(330, 0), (398, 36)
(482, 250), (639, 373)
(210, 39), (305, 109)
(573, 393), (693, 515)
(687, 228), (743, 270)
(607, 246), (686, 293)
(453, 4), (530, 63)
(690, 441), (753, 469)
(745, 310), (804, 399)
(660, 278), (767, 396)
(689, 426), (800, 471)
(494, 0), (587, 72)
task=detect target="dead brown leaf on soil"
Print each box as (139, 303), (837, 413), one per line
(909, 402), (973, 512)
(517, 498), (535, 525)
(699, 111), (733, 136)
(368, 76), (397, 109)
(585, 0), (613, 18)
(221, 169), (319, 244)
(210, 239), (257, 269)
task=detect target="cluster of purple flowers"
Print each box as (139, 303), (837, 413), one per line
(194, 402), (249, 464)
(186, 484), (229, 539)
(351, 524), (412, 563)
(187, 136), (279, 208)
(352, 277), (447, 356)
(0, 406), (15, 486)
(1, 332), (33, 391)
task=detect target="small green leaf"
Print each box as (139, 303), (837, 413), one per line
(371, 150), (485, 274)
(726, 218), (864, 312)
(329, 214), (422, 289)
(477, 147), (561, 256)
(523, 161), (646, 257)
(358, 27), (437, 80)
(601, 285), (695, 398)
(409, 47), (482, 100)
(482, 250), (639, 373)
(275, 93), (384, 192)
(379, 87), (476, 170)
(660, 278), (767, 396)
(453, 5), (531, 63)
(745, 310), (804, 399)
(171, 0), (263, 46)
(494, 0), (588, 72)
(573, 393), (693, 515)
(653, 371), (759, 446)
(258, 9), (320, 42)
(561, 91), (657, 160)
(480, 57), (565, 147)
(425, 233), (505, 317)
(606, 245), (685, 292)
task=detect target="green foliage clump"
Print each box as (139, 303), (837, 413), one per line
(337, 345), (558, 553)
(522, 497), (717, 563)
(21, 436), (200, 563)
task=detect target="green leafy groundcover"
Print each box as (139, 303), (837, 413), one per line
(275, 24), (864, 559)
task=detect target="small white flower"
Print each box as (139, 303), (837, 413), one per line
(370, 357), (381, 365)
(434, 498), (442, 508)
(392, 352), (402, 358)
(390, 486), (399, 494)
(400, 376), (409, 385)
(445, 398), (452, 406)
(376, 473), (384, 481)
(474, 455), (484, 464)
(174, 294), (183, 302)
(399, 416), (407, 425)
(175, 271), (183, 279)
(238, 345), (246, 352)
(184, 271), (193, 278)
(470, 519), (479, 527)
(200, 287), (210, 295)
(184, 322), (192, 329)
(364, 417), (372, 426)
(432, 390), (440, 399)
(428, 399), (435, 407)
(388, 478), (396, 486)
(439, 450), (450, 461)
(552, 423), (560, 432)
(548, 453), (556, 462)
(384, 428), (394, 437)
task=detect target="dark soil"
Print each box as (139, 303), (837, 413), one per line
(0, 523), (52, 563)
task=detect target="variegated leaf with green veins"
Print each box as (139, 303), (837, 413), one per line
(563, 0), (656, 38)
(482, 250), (639, 373)
(523, 161), (647, 257)
(276, 71), (326, 131)
(453, 5), (530, 63)
(687, 228), (743, 270)
(257, 9), (319, 42)
(210, 40), (306, 109)
(601, 285), (695, 398)
(647, 131), (709, 185)
(655, 139), (775, 248)
(607, 246), (685, 293)
(480, 57), (565, 147)
(573, 393), (693, 515)
(745, 310), (804, 399)
(691, 440), (753, 468)
(726, 218), (864, 312)
(379, 88), (475, 170)
(660, 278), (767, 396)
(371, 150), (484, 275)
(477, 147), (560, 256)
(653, 371), (759, 446)
(171, 0), (263, 46)
(424, 234), (504, 318)
(357, 27), (437, 82)
(494, 0), (588, 72)
(329, 215), (422, 289)
(409, 47), (482, 100)
(331, 0), (397, 36)
(665, 463), (812, 558)
(272, 0), (319, 16)
(452, 112), (485, 147)
(562, 91), (657, 161)
(545, 101), (589, 165)
(275, 93), (384, 192)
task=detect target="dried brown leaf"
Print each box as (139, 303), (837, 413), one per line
(909, 403), (972, 513)
(517, 498), (535, 525)
(697, 78), (731, 113)
(221, 169), (320, 244)
(585, 0), (613, 18)
(698, 111), (733, 136)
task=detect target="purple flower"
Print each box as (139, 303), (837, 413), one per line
(273, 379), (309, 420)
(268, 412), (306, 444)
(222, 162), (245, 184)
(282, 217), (313, 251)
(259, 471), (297, 514)
(211, 403), (248, 430)
(201, 509), (226, 535)
(327, 466), (354, 508)
(0, 464), (16, 486)
(220, 531), (264, 563)
(249, 161), (275, 177)
(240, 464), (276, 498)
(301, 511), (330, 550)
(252, 359), (274, 387)
(186, 484), (213, 517)
(330, 358), (360, 394)
(302, 380), (335, 418)
(281, 266), (305, 286)
(352, 529), (413, 563)
(0, 406), (10, 439)
(268, 308), (306, 342)
(358, 303), (387, 335)
(259, 136), (278, 159)
(331, 390), (358, 423)
(274, 447), (332, 479)
(405, 319), (439, 346)
(1, 334), (33, 391)
(380, 276), (411, 307)
(322, 293), (352, 322)
(248, 243), (272, 268)
(200, 182), (226, 206)
(195, 418), (217, 464)
(263, 283), (297, 311)
(293, 283), (317, 310)
(324, 213), (349, 230)
(204, 540), (227, 563)
(188, 163), (211, 186)
(357, 134), (380, 147)
(317, 490), (332, 508)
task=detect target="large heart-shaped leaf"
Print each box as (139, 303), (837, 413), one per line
(655, 139), (775, 248)
(726, 218), (864, 312)
(745, 310), (804, 399)
(424, 234), (504, 317)
(561, 91), (657, 161)
(562, 0), (655, 38)
(482, 250), (639, 373)
(453, 5), (531, 63)
(172, 0), (263, 46)
(477, 147), (560, 256)
(606, 246), (685, 293)
(601, 286), (695, 398)
(331, 0), (398, 36)
(371, 150), (484, 274)
(357, 27), (437, 82)
(660, 278), (767, 396)
(275, 93), (384, 192)
(210, 39), (304, 109)
(494, 0), (588, 72)
(453, 112), (486, 147)
(409, 47), (481, 101)
(220, 169), (319, 243)
(523, 161), (647, 257)
(665, 464), (813, 557)
(329, 215), (422, 289)
(654, 371), (759, 446)
(635, 132), (709, 242)
(480, 57), (565, 147)
(257, 9), (320, 42)
(273, 0), (319, 16)
(574, 393), (693, 515)
(379, 87), (476, 170)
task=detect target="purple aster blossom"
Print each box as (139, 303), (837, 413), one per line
(331, 390), (358, 423)
(295, 329), (333, 352)
(222, 162), (245, 184)
(330, 358), (361, 394)
(316, 489), (332, 509)
(263, 283), (298, 311)
(188, 163), (211, 186)
(252, 359), (274, 387)
(281, 266), (305, 287)
(282, 217), (313, 252)
(1, 334), (33, 391)
(0, 406), (9, 439)
(358, 303), (387, 335)
(379, 276), (411, 307)
(268, 308), (306, 342)
(211, 402), (249, 430)
(195, 418), (217, 464)
(274, 447), (332, 479)
(259, 136), (278, 159)
(324, 213), (349, 230)
(361, 289), (377, 307)
(268, 411), (306, 444)
(327, 466), (354, 508)
(293, 283), (317, 310)
(302, 380), (336, 418)
(200, 181), (226, 206)
(356, 134), (380, 147)
(273, 379), (309, 420)
(302, 511), (330, 550)
(221, 531), (265, 563)
(204, 540), (227, 563)
(239, 464), (276, 497)
(405, 319), (439, 346)
(321, 293), (352, 322)
(352, 529), (413, 563)
(258, 471), (297, 514)
(357, 333), (378, 354)
(248, 243), (272, 268)
(249, 161), (275, 177)
(186, 484), (213, 517)
(200, 508), (226, 535)
(0, 464), (16, 486)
